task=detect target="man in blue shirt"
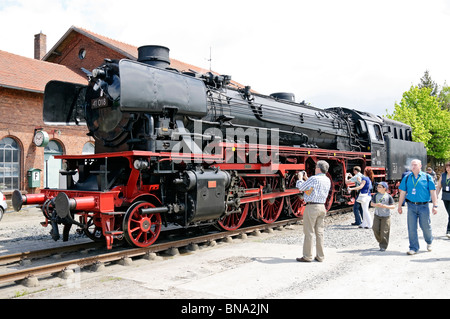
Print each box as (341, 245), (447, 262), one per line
(397, 159), (438, 255)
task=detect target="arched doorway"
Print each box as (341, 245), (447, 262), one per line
(44, 140), (63, 188)
(0, 137), (21, 191)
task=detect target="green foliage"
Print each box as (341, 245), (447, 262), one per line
(438, 83), (450, 111)
(386, 86), (450, 160)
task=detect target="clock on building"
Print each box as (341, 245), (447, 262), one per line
(33, 130), (49, 147)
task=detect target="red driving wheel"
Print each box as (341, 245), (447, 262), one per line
(260, 177), (284, 224)
(123, 201), (162, 248)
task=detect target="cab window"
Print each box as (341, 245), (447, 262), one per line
(367, 123), (383, 142)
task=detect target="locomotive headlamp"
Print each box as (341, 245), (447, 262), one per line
(92, 68), (106, 79)
(133, 159), (149, 170)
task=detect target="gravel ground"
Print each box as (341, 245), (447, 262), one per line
(1, 203), (450, 300)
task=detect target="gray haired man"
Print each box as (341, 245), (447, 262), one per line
(296, 160), (331, 262)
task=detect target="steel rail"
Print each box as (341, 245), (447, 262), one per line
(0, 242), (103, 265)
(0, 218), (302, 285)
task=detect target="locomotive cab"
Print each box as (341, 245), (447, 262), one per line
(356, 112), (385, 167)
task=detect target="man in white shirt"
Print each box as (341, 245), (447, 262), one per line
(295, 160), (331, 262)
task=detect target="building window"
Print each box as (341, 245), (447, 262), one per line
(0, 137), (20, 191)
(78, 48), (86, 60)
(82, 142), (95, 155)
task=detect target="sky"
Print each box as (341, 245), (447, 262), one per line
(1, 0), (450, 116)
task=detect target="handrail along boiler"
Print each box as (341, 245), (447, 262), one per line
(12, 45), (426, 249)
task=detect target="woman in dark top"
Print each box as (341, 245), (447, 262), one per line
(436, 162), (450, 237)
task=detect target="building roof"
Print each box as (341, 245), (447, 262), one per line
(45, 26), (242, 87)
(0, 26), (243, 94)
(0, 49), (87, 93)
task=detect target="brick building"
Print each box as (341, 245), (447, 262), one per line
(0, 49), (88, 195)
(0, 26), (235, 197)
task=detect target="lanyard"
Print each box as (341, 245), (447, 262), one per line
(377, 193), (387, 203)
(411, 174), (421, 189)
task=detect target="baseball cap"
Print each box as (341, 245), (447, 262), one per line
(378, 182), (388, 189)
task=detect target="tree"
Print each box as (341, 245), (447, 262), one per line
(438, 82), (450, 111)
(418, 70), (438, 96)
(386, 86), (450, 160)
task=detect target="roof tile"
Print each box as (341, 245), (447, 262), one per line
(0, 50), (87, 92)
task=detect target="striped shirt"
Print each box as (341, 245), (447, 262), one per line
(296, 173), (331, 204)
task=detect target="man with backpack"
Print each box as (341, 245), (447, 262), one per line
(397, 159), (438, 255)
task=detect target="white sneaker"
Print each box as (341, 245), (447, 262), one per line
(427, 244), (432, 252)
(407, 250), (417, 255)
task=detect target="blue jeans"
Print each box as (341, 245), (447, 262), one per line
(353, 201), (363, 225)
(407, 202), (433, 252)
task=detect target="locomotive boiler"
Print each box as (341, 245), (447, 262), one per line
(12, 45), (427, 249)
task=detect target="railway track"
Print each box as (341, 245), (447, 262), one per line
(0, 242), (104, 265)
(0, 207), (352, 287)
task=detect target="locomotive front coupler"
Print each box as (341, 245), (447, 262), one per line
(43, 196), (80, 242)
(49, 210), (75, 242)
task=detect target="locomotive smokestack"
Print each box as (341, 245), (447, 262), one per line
(137, 45), (170, 68)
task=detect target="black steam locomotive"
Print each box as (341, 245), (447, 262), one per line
(13, 45), (426, 249)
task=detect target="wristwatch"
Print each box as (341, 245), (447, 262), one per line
(433, 205), (438, 208)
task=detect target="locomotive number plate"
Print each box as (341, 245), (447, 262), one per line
(91, 97), (109, 109)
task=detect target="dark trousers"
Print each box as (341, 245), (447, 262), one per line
(353, 201), (363, 225)
(444, 200), (450, 233)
